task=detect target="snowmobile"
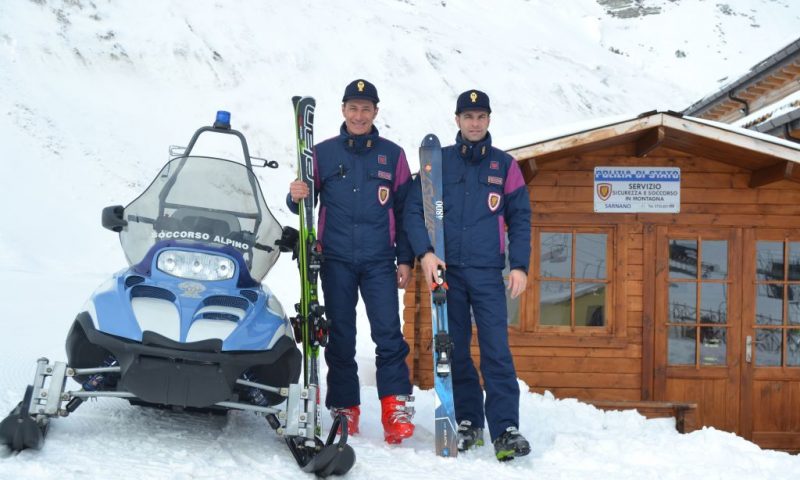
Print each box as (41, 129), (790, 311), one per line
(0, 111), (355, 477)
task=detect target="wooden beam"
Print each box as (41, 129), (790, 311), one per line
(749, 161), (793, 188)
(635, 126), (665, 157)
(520, 157), (538, 185)
(771, 71), (795, 81)
(757, 78), (781, 88)
(765, 74), (790, 85)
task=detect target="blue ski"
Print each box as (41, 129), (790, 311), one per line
(419, 133), (458, 458)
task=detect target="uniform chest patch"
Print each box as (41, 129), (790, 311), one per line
(378, 154), (387, 165)
(490, 161), (499, 170)
(487, 175), (503, 185)
(378, 185), (390, 205)
(487, 192), (501, 212)
(377, 170), (393, 181)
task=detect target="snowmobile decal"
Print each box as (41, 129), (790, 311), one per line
(177, 281), (205, 298)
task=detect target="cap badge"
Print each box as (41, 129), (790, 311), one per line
(357, 81), (365, 92)
(470, 91), (478, 103)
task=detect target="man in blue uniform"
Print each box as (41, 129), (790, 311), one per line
(404, 90), (532, 461)
(287, 79), (415, 444)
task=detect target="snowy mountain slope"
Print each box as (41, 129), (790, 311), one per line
(2, 0), (798, 283)
(2, 1), (800, 478)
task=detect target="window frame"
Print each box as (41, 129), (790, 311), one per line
(525, 226), (620, 339)
(664, 235), (733, 368)
(752, 237), (800, 368)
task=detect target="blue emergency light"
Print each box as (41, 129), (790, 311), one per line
(214, 110), (231, 129)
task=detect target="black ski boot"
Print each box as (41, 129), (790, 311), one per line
(456, 420), (484, 451)
(492, 426), (530, 461)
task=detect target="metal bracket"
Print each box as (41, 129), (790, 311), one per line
(30, 358), (69, 417)
(168, 145), (187, 158)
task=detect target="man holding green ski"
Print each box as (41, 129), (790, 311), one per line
(287, 79), (416, 445)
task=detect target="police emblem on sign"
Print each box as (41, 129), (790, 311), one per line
(597, 183), (612, 201)
(487, 192), (501, 212)
(378, 185), (390, 206)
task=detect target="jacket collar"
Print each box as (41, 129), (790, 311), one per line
(340, 122), (379, 155)
(456, 131), (492, 163)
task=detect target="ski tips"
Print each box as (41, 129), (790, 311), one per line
(420, 133), (440, 148)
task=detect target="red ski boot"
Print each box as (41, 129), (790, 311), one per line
(330, 405), (360, 435)
(380, 395), (415, 444)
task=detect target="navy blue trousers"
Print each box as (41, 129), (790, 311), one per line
(446, 266), (519, 441)
(321, 259), (411, 408)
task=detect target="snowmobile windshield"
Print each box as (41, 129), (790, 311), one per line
(119, 156), (282, 281)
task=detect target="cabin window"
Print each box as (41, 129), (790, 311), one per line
(666, 238), (730, 366)
(534, 228), (611, 331)
(754, 240), (800, 367)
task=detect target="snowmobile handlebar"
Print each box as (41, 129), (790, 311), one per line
(182, 125), (254, 169)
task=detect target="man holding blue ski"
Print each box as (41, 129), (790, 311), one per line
(287, 79), (416, 444)
(404, 90), (532, 461)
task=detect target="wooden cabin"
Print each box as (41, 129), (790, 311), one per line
(684, 36), (800, 142)
(402, 111), (800, 452)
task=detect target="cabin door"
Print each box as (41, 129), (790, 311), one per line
(740, 229), (800, 451)
(653, 226), (742, 434)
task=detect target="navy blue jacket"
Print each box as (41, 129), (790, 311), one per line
(287, 123), (414, 265)
(404, 132), (531, 272)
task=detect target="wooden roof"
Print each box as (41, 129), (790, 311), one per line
(683, 37), (800, 124)
(507, 111), (800, 188)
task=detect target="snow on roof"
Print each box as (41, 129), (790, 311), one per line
(499, 111), (800, 156)
(496, 113), (640, 152)
(736, 90), (800, 129)
(686, 114), (800, 152)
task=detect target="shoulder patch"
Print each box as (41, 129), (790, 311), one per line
(377, 154), (387, 165)
(490, 160), (499, 170)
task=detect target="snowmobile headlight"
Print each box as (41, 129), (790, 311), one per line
(157, 250), (235, 281)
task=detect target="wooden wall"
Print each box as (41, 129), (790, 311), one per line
(402, 141), (800, 405)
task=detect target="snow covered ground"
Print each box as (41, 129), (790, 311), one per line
(2, 0), (800, 478)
